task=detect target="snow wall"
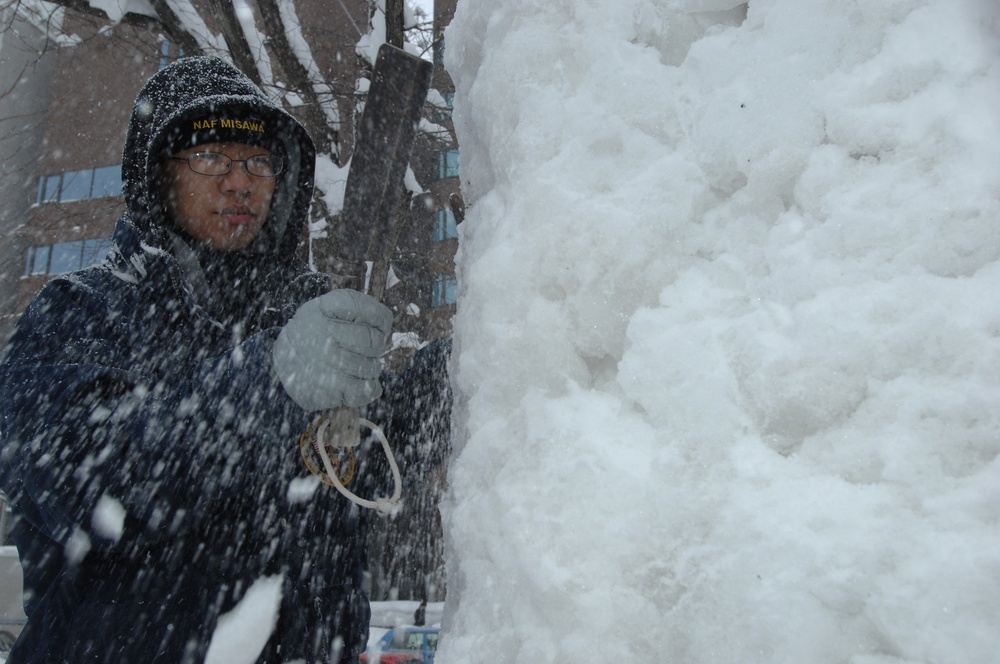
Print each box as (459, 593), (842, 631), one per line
(439, 1), (1000, 663)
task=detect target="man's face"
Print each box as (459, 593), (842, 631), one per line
(164, 142), (277, 252)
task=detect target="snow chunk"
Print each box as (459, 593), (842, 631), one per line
(92, 494), (127, 541)
(205, 574), (283, 664)
(64, 528), (91, 564)
(287, 475), (321, 503)
(391, 332), (423, 351)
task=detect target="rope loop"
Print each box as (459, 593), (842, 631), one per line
(312, 417), (402, 516)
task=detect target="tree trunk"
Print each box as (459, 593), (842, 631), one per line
(386, 0), (404, 48)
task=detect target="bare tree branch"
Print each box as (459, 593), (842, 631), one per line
(138, 0), (204, 55)
(204, 0), (263, 86)
(255, 0), (337, 158)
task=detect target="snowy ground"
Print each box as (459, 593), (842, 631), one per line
(438, 1), (1000, 663)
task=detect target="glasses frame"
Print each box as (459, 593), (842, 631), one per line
(169, 151), (284, 178)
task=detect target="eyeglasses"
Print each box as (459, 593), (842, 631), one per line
(170, 152), (284, 178)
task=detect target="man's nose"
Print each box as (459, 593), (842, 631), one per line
(220, 161), (253, 191)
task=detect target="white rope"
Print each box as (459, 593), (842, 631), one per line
(315, 417), (402, 516)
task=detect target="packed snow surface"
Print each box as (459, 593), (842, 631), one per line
(440, 1), (1000, 663)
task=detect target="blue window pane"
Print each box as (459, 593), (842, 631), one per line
(434, 39), (445, 67)
(432, 274), (457, 307)
(437, 150), (459, 180)
(38, 165), (123, 204)
(436, 92), (454, 122)
(59, 170), (93, 202)
(40, 175), (61, 203)
(48, 241), (82, 275)
(432, 209), (457, 242)
(81, 238), (113, 267)
(91, 166), (122, 198)
(25, 246), (50, 276)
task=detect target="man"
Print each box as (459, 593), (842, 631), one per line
(0, 56), (448, 663)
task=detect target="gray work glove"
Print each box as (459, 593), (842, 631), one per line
(272, 289), (393, 412)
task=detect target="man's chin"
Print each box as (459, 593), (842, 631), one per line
(205, 234), (252, 252)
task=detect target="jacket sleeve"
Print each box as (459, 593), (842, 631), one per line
(0, 275), (314, 556)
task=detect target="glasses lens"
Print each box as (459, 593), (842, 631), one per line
(247, 155), (283, 177)
(187, 153), (230, 175)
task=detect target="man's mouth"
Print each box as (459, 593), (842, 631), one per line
(219, 206), (255, 225)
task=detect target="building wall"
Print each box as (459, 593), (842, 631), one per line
(3, 14), (161, 345)
(38, 17), (159, 174)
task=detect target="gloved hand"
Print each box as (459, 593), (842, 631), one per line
(272, 289), (393, 411)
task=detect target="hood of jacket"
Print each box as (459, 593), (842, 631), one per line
(121, 56), (316, 259)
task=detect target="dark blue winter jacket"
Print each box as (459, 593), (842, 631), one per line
(0, 56), (447, 664)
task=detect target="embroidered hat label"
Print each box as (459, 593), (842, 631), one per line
(192, 118), (266, 134)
